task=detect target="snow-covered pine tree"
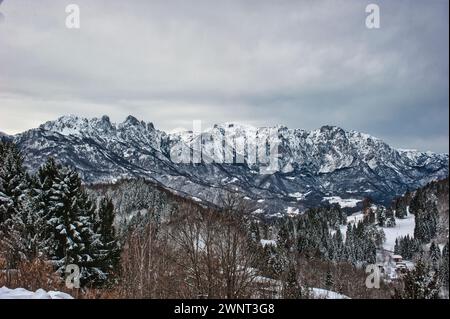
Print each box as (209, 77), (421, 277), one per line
(439, 242), (449, 291)
(345, 224), (356, 265)
(283, 264), (302, 299)
(393, 195), (408, 219)
(32, 157), (63, 256)
(413, 193), (439, 244)
(0, 141), (27, 224)
(325, 268), (334, 290)
(0, 141), (32, 267)
(415, 220), (428, 244)
(267, 246), (285, 279)
(247, 220), (261, 246)
(394, 238), (400, 255)
(95, 197), (121, 283)
(48, 166), (105, 286)
(334, 229), (344, 261)
(429, 241), (441, 271)
(276, 222), (291, 251)
(395, 235), (423, 260)
(376, 207), (386, 227)
(394, 207), (407, 219)
(2, 191), (53, 265)
(398, 258), (440, 299)
(366, 240), (377, 264)
(385, 208), (396, 227)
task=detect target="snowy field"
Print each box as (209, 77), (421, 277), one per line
(381, 213), (415, 252)
(336, 211), (415, 252)
(323, 196), (362, 208)
(0, 286), (73, 299)
(346, 212), (365, 224)
(334, 212), (365, 240)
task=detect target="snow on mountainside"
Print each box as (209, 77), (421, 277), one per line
(12, 115), (449, 216)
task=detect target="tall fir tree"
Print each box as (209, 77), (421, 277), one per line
(47, 166), (105, 285)
(95, 196), (121, 283)
(439, 242), (449, 291)
(429, 241), (441, 271)
(376, 207), (386, 227)
(283, 264), (302, 299)
(33, 157), (62, 255)
(385, 208), (396, 227)
(325, 268), (334, 290)
(0, 141), (27, 224)
(0, 141), (31, 267)
(397, 258), (440, 299)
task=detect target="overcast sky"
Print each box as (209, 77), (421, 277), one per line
(0, 0), (448, 152)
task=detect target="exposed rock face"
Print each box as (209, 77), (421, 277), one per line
(13, 115), (449, 216)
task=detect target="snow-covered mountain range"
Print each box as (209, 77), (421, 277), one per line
(10, 115), (449, 216)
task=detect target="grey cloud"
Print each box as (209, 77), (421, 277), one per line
(0, 0), (448, 152)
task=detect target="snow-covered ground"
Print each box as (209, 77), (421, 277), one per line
(346, 212), (365, 224)
(251, 208), (265, 215)
(311, 288), (350, 299)
(323, 196), (362, 208)
(285, 206), (300, 217)
(251, 275), (350, 299)
(381, 213), (415, 252)
(260, 239), (277, 247)
(289, 191), (311, 201)
(333, 212), (365, 239)
(0, 286), (73, 299)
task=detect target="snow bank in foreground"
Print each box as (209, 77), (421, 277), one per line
(311, 288), (350, 299)
(0, 286), (73, 299)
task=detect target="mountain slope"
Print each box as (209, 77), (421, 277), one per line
(0, 131), (10, 140)
(13, 115), (449, 216)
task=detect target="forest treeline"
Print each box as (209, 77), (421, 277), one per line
(0, 140), (448, 299)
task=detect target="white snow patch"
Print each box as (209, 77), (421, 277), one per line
(281, 162), (294, 173)
(323, 196), (362, 208)
(288, 191), (311, 200)
(222, 177), (239, 184)
(311, 288), (350, 299)
(286, 207), (300, 216)
(252, 209), (265, 215)
(0, 287), (73, 299)
(346, 212), (365, 224)
(260, 239), (277, 247)
(58, 127), (82, 136)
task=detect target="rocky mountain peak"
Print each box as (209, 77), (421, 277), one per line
(11, 115), (449, 215)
